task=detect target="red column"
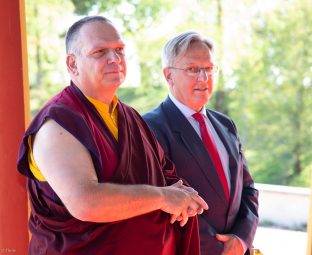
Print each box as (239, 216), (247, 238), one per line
(0, 0), (30, 253)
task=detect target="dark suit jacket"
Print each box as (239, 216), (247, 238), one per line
(143, 97), (259, 255)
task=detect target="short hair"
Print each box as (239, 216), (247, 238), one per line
(161, 31), (214, 68)
(65, 16), (112, 55)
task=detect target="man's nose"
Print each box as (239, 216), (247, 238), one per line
(197, 68), (209, 81)
(107, 49), (121, 64)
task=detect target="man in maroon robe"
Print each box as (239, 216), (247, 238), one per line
(17, 16), (208, 255)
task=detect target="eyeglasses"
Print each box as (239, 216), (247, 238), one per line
(168, 65), (219, 77)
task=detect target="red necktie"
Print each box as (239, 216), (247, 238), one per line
(192, 112), (230, 202)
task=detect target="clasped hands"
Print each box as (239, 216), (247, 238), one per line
(161, 180), (208, 227)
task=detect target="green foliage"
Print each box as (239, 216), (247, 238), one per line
(26, 0), (312, 187)
(70, 0), (176, 112)
(71, 0), (174, 34)
(117, 85), (168, 114)
(229, 0), (312, 186)
(70, 0), (101, 14)
(26, 0), (74, 115)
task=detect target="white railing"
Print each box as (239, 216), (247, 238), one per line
(255, 183), (311, 229)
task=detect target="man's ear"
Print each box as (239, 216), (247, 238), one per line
(163, 68), (173, 85)
(66, 54), (78, 75)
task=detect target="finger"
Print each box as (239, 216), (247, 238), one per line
(180, 209), (189, 227)
(216, 234), (240, 255)
(191, 194), (208, 210)
(170, 214), (178, 224)
(176, 215), (183, 221)
(216, 233), (232, 242)
(187, 206), (194, 215)
(197, 206), (204, 215)
(171, 180), (183, 188)
(180, 185), (198, 195)
(187, 206), (198, 217)
(170, 214), (177, 224)
(184, 197), (202, 216)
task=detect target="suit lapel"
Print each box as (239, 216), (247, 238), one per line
(206, 111), (238, 160)
(206, 111), (240, 202)
(162, 98), (228, 203)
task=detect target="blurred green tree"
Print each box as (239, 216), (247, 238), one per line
(228, 0), (312, 186)
(26, 0), (74, 115)
(26, 0), (312, 186)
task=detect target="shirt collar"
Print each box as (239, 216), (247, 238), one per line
(169, 93), (207, 119)
(86, 95), (119, 114)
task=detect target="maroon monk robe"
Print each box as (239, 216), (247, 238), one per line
(17, 82), (200, 255)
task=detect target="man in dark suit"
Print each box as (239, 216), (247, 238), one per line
(143, 31), (259, 255)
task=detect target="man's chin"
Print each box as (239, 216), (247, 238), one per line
(109, 81), (123, 88)
(194, 94), (209, 103)
(105, 76), (125, 86)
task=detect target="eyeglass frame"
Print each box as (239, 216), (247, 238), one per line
(167, 65), (219, 77)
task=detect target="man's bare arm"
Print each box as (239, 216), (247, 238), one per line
(33, 119), (208, 223)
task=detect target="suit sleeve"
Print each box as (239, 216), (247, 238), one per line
(142, 113), (181, 185)
(159, 144), (182, 186)
(229, 120), (259, 252)
(144, 114), (193, 187)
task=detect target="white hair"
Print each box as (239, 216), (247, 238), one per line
(161, 31), (214, 68)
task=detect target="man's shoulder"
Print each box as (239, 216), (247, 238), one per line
(143, 104), (162, 116)
(207, 108), (231, 122)
(207, 108), (237, 135)
(26, 86), (91, 137)
(143, 103), (165, 126)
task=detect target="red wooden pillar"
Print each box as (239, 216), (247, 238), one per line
(0, 0), (30, 253)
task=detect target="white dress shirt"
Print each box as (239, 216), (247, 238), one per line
(169, 93), (248, 253)
(169, 93), (231, 190)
